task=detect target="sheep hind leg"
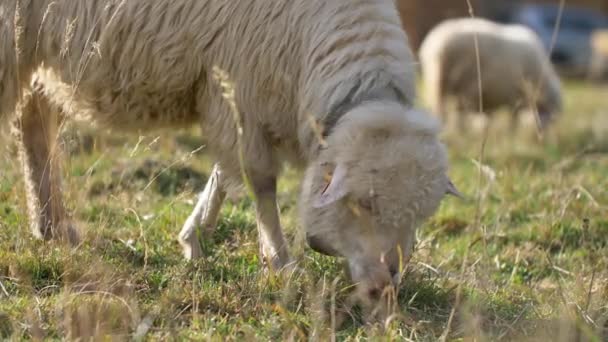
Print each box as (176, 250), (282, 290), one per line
(16, 89), (79, 244)
(179, 163), (226, 260)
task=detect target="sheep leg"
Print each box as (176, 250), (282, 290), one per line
(453, 98), (470, 134)
(17, 90), (79, 244)
(249, 173), (291, 271)
(179, 163), (226, 260)
(509, 111), (520, 133)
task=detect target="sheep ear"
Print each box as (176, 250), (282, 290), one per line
(313, 163), (348, 208)
(446, 178), (464, 199)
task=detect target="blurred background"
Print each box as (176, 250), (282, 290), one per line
(398, 0), (608, 79)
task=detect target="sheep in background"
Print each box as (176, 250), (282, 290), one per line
(419, 17), (562, 131)
(1, 0), (459, 308)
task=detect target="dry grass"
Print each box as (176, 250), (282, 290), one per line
(1, 2), (606, 339)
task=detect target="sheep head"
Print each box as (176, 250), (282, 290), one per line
(299, 101), (459, 317)
(537, 81), (563, 130)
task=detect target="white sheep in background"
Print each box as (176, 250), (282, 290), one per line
(419, 17), (562, 131)
(1, 0), (460, 307)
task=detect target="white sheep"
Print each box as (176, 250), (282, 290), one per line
(1, 0), (459, 306)
(419, 17), (562, 131)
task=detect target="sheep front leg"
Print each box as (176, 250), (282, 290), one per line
(249, 173), (291, 271)
(509, 110), (520, 133)
(17, 90), (78, 244)
(179, 163), (226, 260)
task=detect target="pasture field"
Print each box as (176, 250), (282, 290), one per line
(0, 81), (607, 340)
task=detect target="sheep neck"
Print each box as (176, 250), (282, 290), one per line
(321, 85), (405, 138)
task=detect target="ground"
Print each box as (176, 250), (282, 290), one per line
(0, 81), (607, 341)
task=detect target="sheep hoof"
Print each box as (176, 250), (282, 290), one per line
(181, 241), (203, 261)
(261, 249), (293, 274)
(179, 235), (203, 261)
(178, 219), (206, 260)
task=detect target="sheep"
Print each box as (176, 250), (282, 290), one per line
(1, 0), (460, 307)
(418, 17), (562, 132)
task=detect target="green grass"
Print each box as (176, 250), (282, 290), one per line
(1, 81), (607, 340)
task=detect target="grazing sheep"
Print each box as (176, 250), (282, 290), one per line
(419, 17), (562, 131)
(1, 0), (459, 306)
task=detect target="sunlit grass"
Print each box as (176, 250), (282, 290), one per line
(0, 81), (607, 340)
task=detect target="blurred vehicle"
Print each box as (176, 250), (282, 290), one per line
(505, 4), (608, 77)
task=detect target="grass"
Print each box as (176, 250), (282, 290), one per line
(1, 80), (607, 340)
